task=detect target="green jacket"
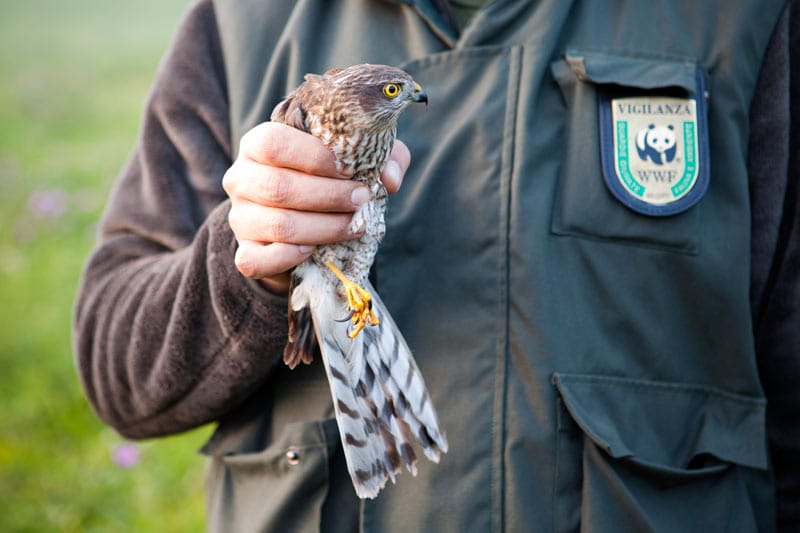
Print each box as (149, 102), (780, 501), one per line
(206, 0), (783, 530)
(72, 0), (798, 531)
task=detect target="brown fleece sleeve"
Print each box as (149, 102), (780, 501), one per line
(73, 0), (287, 439)
(749, 1), (800, 529)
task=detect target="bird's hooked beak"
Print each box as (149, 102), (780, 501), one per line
(410, 81), (428, 105)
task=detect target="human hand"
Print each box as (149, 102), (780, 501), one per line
(223, 122), (410, 296)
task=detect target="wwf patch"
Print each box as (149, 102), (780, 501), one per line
(598, 71), (709, 216)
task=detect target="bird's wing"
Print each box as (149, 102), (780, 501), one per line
(270, 91), (309, 132)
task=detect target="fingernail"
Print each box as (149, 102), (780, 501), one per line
(298, 244), (314, 254)
(351, 187), (370, 206)
(383, 160), (402, 189)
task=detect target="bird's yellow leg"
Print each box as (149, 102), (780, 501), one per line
(326, 261), (380, 338)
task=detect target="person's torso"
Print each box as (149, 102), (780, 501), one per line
(205, 1), (785, 530)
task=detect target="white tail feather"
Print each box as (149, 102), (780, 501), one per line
(291, 265), (447, 498)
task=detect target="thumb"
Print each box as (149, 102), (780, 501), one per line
(381, 139), (411, 194)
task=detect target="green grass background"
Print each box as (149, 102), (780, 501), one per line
(0, 1), (214, 530)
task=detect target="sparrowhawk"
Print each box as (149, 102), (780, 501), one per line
(270, 64), (448, 499)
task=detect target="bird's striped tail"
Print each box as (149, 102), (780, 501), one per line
(294, 268), (447, 499)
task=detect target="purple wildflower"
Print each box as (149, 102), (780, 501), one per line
(111, 442), (141, 469)
(27, 188), (68, 221)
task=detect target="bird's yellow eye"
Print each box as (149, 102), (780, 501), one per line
(382, 83), (401, 98)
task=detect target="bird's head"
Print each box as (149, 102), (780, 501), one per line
(323, 64), (427, 126)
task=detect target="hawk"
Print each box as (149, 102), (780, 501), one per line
(271, 64), (448, 498)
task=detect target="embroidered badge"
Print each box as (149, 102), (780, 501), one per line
(598, 75), (709, 216)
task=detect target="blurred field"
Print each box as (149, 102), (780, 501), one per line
(0, 1), (213, 530)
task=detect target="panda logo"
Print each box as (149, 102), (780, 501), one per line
(636, 124), (677, 165)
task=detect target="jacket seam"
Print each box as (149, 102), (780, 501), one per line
(491, 43), (523, 533)
(554, 373), (767, 407)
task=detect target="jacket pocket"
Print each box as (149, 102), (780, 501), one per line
(204, 418), (339, 533)
(550, 50), (708, 253)
(552, 373), (768, 533)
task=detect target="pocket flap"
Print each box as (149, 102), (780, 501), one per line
(564, 50), (697, 92)
(552, 373), (767, 470)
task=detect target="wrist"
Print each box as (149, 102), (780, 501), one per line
(257, 277), (290, 297)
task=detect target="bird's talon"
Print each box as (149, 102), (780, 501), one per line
(326, 261), (381, 339)
(335, 311), (356, 323)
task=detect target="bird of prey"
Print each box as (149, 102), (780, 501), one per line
(270, 64), (448, 499)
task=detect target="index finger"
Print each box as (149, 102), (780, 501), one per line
(239, 122), (352, 179)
